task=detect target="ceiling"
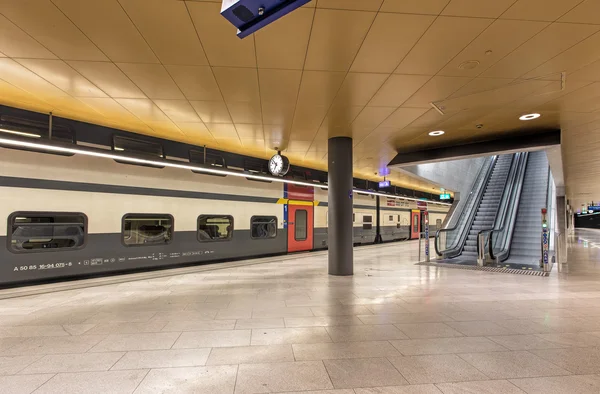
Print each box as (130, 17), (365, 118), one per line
(1, 0), (600, 203)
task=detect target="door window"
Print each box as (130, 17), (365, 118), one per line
(412, 214), (419, 233)
(295, 210), (308, 241)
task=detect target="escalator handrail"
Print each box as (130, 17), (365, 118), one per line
(487, 151), (529, 261)
(473, 152), (519, 258)
(435, 155), (498, 257)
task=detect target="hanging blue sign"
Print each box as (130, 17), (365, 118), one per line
(440, 193), (451, 200)
(379, 180), (391, 188)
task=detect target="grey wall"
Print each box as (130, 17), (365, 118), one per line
(400, 157), (487, 198)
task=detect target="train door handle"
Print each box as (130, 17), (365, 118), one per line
(289, 222), (294, 225)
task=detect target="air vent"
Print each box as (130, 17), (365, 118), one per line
(190, 148), (227, 177)
(112, 135), (164, 168)
(0, 115), (75, 156)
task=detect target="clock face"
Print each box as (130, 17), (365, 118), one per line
(269, 154), (284, 175)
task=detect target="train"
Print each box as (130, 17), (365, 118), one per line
(0, 141), (449, 288)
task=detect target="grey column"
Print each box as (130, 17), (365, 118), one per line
(328, 136), (353, 276)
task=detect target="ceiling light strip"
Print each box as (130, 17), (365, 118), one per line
(0, 128), (41, 138)
(0, 137), (451, 206)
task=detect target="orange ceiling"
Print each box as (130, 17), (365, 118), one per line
(0, 0), (600, 202)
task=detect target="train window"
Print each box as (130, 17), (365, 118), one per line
(389, 215), (393, 221)
(295, 210), (307, 241)
(122, 214), (173, 246)
(251, 216), (277, 239)
(398, 215), (401, 222)
(198, 215), (233, 242)
(363, 215), (372, 223)
(8, 212), (86, 253)
(353, 213), (355, 223)
(363, 223), (372, 230)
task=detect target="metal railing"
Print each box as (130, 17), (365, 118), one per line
(435, 156), (496, 258)
(476, 152), (528, 265)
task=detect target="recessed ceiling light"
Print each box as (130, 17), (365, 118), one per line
(519, 113), (541, 121)
(429, 130), (445, 136)
(458, 60), (480, 70)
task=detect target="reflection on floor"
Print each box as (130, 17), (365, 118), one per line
(1, 230), (600, 393)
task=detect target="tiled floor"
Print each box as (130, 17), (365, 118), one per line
(1, 229), (600, 393)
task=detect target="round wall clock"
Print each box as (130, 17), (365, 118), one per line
(269, 152), (290, 176)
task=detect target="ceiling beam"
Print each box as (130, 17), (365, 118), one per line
(388, 129), (561, 168)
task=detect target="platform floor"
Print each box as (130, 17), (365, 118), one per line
(2, 230), (600, 393)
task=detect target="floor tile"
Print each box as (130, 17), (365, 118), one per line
(62, 324), (96, 335)
(458, 350), (571, 379)
(446, 321), (516, 336)
(207, 344), (294, 365)
(293, 341), (401, 360)
(284, 316), (363, 327)
(150, 311), (217, 321)
(509, 374), (600, 394)
(173, 330), (251, 348)
(235, 318), (285, 330)
(530, 347), (600, 374)
(251, 328), (331, 345)
(84, 312), (157, 324)
(358, 313), (452, 325)
(0, 325), (69, 338)
(161, 320), (235, 332)
(235, 361), (333, 393)
(251, 307), (314, 319)
(133, 365), (237, 394)
(436, 379), (526, 393)
(488, 334), (567, 350)
(0, 374), (54, 394)
(34, 370), (148, 394)
(2, 335), (105, 356)
(20, 352), (124, 374)
(536, 332), (600, 347)
(310, 305), (372, 317)
(323, 357), (408, 388)
(276, 390), (355, 394)
(84, 320), (167, 335)
(354, 386), (442, 394)
(325, 324), (408, 342)
(112, 349), (210, 370)
(215, 309), (252, 319)
(90, 332), (180, 352)
(388, 354), (488, 384)
(0, 355), (42, 375)
(394, 323), (464, 339)
(390, 337), (506, 356)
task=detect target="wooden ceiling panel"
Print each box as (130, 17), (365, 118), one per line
(16, 59), (107, 98)
(501, 0), (584, 22)
(67, 61), (146, 99)
(226, 101), (263, 124)
(442, 0), (516, 18)
(255, 8), (313, 70)
(296, 71), (346, 107)
(560, 0), (600, 25)
(0, 58), (70, 100)
(165, 65), (222, 101)
(0, 79), (54, 113)
(380, 0), (450, 15)
(332, 73), (388, 107)
(119, 0), (208, 65)
(115, 98), (170, 122)
(261, 102), (296, 126)
(212, 67), (260, 103)
(380, 107), (430, 129)
(482, 23), (600, 78)
(352, 107), (397, 128)
(402, 76), (472, 108)
(176, 122), (214, 140)
(52, 0), (158, 64)
(117, 63), (184, 100)
(153, 100), (202, 123)
(0, 15), (56, 59)
(291, 104), (329, 130)
(205, 123), (239, 140)
(317, 0), (383, 11)
(304, 9), (376, 71)
(0, 0), (107, 61)
(351, 13), (435, 73)
(395, 16), (493, 76)
(258, 69), (302, 104)
(439, 19), (548, 77)
(187, 1), (256, 67)
(190, 101), (232, 124)
(369, 75), (431, 107)
(235, 124), (264, 140)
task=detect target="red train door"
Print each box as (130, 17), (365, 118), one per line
(288, 203), (314, 252)
(410, 210), (421, 239)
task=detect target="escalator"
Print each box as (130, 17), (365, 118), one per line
(461, 155), (512, 259)
(500, 151), (551, 266)
(435, 154), (514, 263)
